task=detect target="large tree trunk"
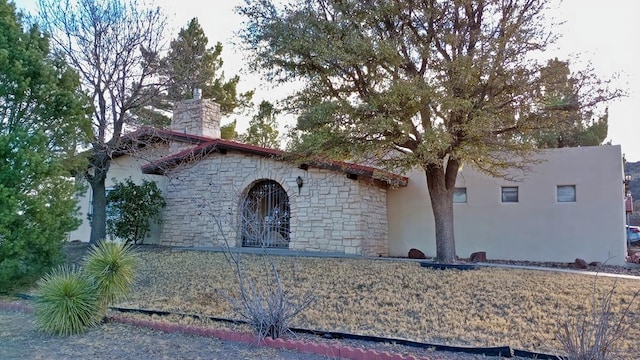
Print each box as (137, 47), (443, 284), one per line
(88, 152), (110, 245)
(425, 158), (460, 263)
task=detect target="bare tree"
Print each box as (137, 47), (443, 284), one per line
(35, 0), (167, 244)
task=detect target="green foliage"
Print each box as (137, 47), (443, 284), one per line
(244, 100), (280, 148)
(35, 265), (100, 336)
(220, 120), (240, 140)
(533, 59), (610, 148)
(35, 241), (138, 336)
(150, 17), (252, 123)
(0, 0), (91, 293)
(84, 241), (137, 316)
(106, 178), (166, 245)
(238, 0), (621, 263)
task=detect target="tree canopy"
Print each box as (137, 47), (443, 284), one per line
(239, 0), (620, 262)
(533, 59), (610, 148)
(142, 17), (253, 127)
(244, 101), (281, 148)
(0, 0), (92, 292)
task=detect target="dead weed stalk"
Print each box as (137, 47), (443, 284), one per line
(553, 273), (640, 360)
(168, 171), (315, 339)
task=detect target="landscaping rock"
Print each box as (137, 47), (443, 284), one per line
(573, 258), (588, 269)
(408, 248), (427, 259)
(469, 251), (487, 263)
(588, 261), (602, 267)
(627, 252), (640, 264)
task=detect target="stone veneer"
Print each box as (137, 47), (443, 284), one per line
(170, 99), (220, 153)
(159, 151), (390, 256)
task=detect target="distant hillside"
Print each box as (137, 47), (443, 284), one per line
(625, 161), (640, 199)
(625, 161), (640, 224)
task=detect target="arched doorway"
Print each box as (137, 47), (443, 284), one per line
(241, 180), (290, 248)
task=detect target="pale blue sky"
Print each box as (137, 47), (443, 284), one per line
(12, 0), (640, 161)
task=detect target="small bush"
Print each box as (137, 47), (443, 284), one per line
(35, 265), (99, 336)
(106, 178), (166, 245)
(232, 277), (314, 339)
(84, 240), (137, 317)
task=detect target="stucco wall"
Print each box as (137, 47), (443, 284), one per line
(68, 144), (170, 243)
(387, 145), (627, 265)
(159, 151), (389, 256)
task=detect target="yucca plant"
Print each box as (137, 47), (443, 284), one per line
(83, 240), (137, 318)
(35, 265), (99, 336)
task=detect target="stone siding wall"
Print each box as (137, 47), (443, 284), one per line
(159, 151), (389, 255)
(170, 99), (220, 153)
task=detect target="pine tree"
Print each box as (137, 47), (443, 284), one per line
(149, 17), (253, 127)
(245, 101), (280, 149)
(0, 0), (92, 292)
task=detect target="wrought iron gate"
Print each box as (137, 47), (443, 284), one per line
(241, 180), (290, 248)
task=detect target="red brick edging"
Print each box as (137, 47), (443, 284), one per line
(0, 302), (429, 360)
(108, 315), (430, 360)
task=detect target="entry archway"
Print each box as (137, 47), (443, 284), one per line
(241, 180), (290, 248)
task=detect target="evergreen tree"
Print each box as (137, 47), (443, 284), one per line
(534, 59), (609, 148)
(0, 0), (92, 292)
(245, 101), (280, 149)
(144, 17), (253, 127)
(220, 120), (240, 141)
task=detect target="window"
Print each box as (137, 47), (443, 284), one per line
(453, 188), (467, 203)
(557, 185), (576, 202)
(88, 187), (114, 219)
(501, 186), (518, 203)
(105, 187), (117, 221)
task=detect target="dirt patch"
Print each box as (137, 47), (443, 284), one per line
(0, 307), (328, 360)
(1, 304), (536, 360)
(61, 242), (91, 267)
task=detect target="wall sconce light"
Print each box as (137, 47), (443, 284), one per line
(625, 174), (631, 191)
(296, 176), (303, 195)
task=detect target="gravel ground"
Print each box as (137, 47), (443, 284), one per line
(8, 242), (627, 359)
(0, 307), (538, 360)
(0, 309), (329, 360)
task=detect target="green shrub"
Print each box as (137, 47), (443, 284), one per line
(106, 178), (166, 245)
(84, 240), (137, 316)
(35, 265), (99, 336)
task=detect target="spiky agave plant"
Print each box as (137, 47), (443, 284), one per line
(35, 265), (100, 336)
(83, 240), (137, 318)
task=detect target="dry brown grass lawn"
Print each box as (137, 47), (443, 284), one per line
(117, 249), (640, 356)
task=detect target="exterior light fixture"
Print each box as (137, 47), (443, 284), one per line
(296, 176), (303, 195)
(624, 174), (632, 196)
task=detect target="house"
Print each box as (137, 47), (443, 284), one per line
(69, 98), (628, 265)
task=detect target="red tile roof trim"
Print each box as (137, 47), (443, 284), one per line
(127, 127), (407, 187)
